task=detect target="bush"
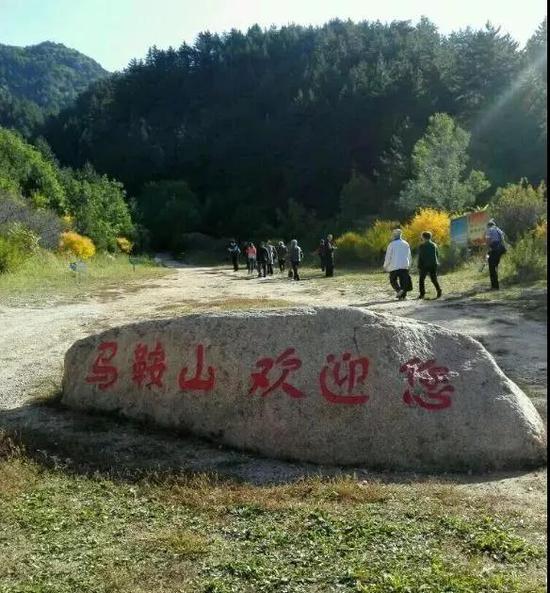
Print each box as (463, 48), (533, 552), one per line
(363, 220), (400, 263)
(59, 231), (96, 259)
(116, 236), (133, 254)
(402, 208), (451, 249)
(61, 165), (134, 252)
(438, 243), (471, 273)
(334, 231), (369, 262)
(0, 192), (62, 249)
(502, 232), (547, 284)
(6, 222), (40, 253)
(0, 235), (29, 273)
(490, 179), (547, 243)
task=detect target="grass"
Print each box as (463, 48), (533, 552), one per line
(0, 251), (168, 306)
(0, 429), (546, 593)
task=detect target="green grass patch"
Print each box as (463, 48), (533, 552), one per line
(0, 250), (168, 305)
(0, 443), (545, 593)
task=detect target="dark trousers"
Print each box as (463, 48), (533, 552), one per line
(267, 263), (274, 275)
(389, 269), (409, 295)
(291, 262), (300, 280)
(279, 258), (286, 272)
(325, 260), (334, 277)
(257, 262), (267, 277)
(231, 255), (239, 271)
(247, 258), (256, 274)
(320, 257), (325, 272)
(488, 251), (502, 289)
(419, 267), (441, 296)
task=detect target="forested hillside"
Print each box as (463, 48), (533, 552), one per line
(42, 18), (547, 246)
(0, 41), (108, 135)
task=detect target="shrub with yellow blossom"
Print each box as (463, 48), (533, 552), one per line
(334, 231), (369, 262)
(116, 236), (133, 254)
(59, 231), (96, 260)
(402, 208), (450, 249)
(364, 220), (400, 262)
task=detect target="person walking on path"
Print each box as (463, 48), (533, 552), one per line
(245, 242), (257, 275)
(266, 242), (276, 276)
(289, 239), (303, 281)
(277, 241), (288, 273)
(383, 229), (412, 300)
(485, 219), (506, 290)
(257, 242), (269, 278)
(417, 231), (442, 299)
(228, 240), (241, 271)
(324, 234), (336, 277)
(318, 239), (326, 272)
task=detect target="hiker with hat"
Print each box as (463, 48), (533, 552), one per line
(276, 241), (288, 273)
(485, 219), (506, 290)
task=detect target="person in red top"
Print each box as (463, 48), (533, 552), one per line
(245, 242), (257, 275)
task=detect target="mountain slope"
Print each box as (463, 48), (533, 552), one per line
(0, 41), (108, 113)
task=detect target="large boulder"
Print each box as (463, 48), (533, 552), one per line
(62, 307), (546, 471)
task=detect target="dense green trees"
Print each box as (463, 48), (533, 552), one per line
(31, 18), (547, 246)
(0, 127), (133, 252)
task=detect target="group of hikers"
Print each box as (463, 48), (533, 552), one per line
(226, 219), (506, 297)
(227, 235), (337, 281)
(382, 218), (506, 299)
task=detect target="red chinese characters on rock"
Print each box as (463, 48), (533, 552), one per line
(178, 344), (216, 391)
(249, 347), (305, 399)
(400, 357), (455, 411)
(85, 341), (118, 390)
(320, 352), (370, 404)
(132, 342), (166, 388)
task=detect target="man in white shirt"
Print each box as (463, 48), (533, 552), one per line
(383, 228), (412, 300)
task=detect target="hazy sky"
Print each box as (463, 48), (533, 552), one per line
(1, 0), (547, 71)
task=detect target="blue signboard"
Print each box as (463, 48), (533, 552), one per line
(450, 215), (468, 246)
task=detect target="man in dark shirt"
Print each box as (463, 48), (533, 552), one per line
(257, 242), (269, 278)
(417, 231), (442, 299)
(324, 234), (336, 277)
(485, 219), (506, 290)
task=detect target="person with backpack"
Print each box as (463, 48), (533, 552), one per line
(257, 242), (269, 278)
(485, 219), (506, 290)
(383, 228), (412, 300)
(245, 242), (257, 275)
(417, 231), (442, 299)
(324, 234), (337, 277)
(289, 239), (303, 281)
(227, 240), (240, 271)
(276, 241), (288, 273)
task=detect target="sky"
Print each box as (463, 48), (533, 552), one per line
(1, 0), (547, 71)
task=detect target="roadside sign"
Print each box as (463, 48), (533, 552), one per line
(467, 210), (489, 246)
(451, 210), (489, 247)
(450, 215), (468, 246)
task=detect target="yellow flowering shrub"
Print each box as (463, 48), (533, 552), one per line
(59, 231), (96, 259)
(61, 214), (74, 229)
(402, 208), (450, 249)
(116, 236), (133, 254)
(534, 221), (547, 241)
(364, 220), (400, 258)
(335, 231), (369, 262)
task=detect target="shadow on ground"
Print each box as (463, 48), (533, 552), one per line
(0, 401), (543, 486)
